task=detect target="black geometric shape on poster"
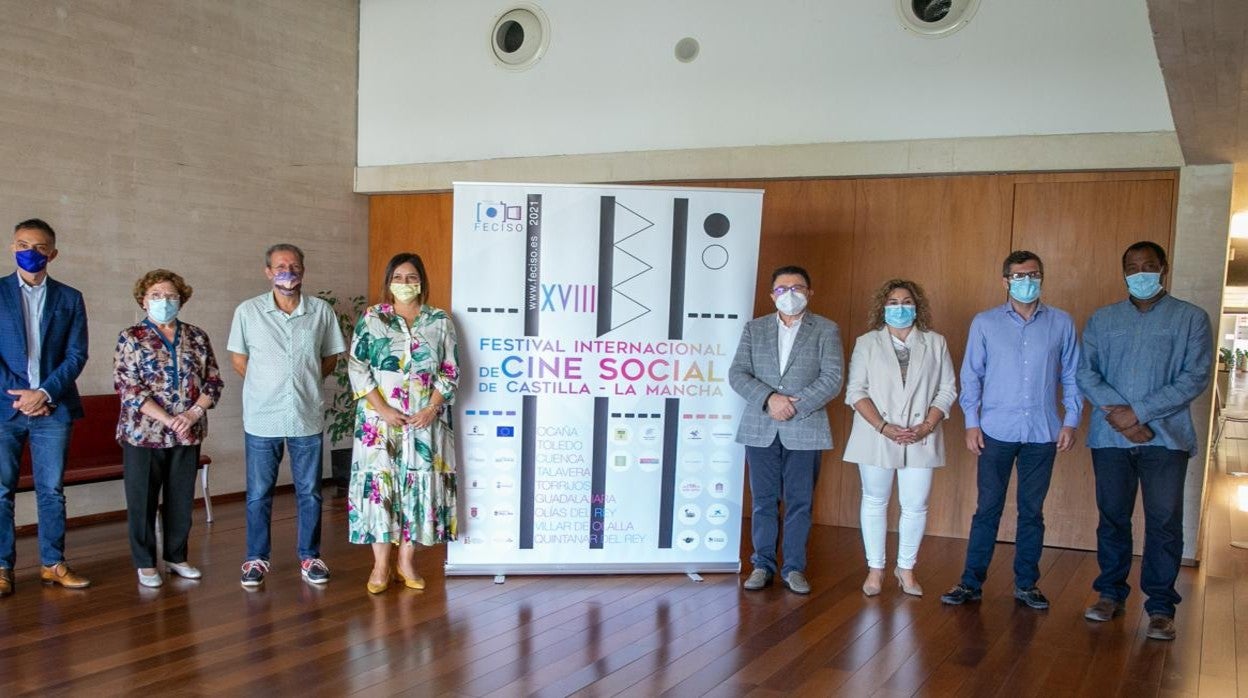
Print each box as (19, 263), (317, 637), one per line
(703, 212), (730, 238)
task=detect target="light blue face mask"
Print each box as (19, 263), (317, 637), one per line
(1009, 277), (1041, 304)
(884, 304), (916, 329)
(1125, 271), (1162, 300)
(147, 298), (180, 324)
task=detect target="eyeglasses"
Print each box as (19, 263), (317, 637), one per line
(772, 284), (809, 297)
(1006, 272), (1043, 281)
(146, 293), (180, 301)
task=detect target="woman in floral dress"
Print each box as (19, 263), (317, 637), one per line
(347, 252), (458, 593)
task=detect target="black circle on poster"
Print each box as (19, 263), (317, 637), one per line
(703, 213), (730, 238)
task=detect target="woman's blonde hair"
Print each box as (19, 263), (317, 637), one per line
(865, 278), (932, 331)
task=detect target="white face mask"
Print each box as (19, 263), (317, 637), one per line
(774, 290), (808, 316)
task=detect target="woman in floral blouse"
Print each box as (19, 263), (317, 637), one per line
(348, 252), (459, 594)
(113, 269), (223, 588)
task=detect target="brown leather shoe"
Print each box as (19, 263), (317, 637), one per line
(0, 567), (12, 597)
(1084, 596), (1125, 622)
(1147, 614), (1176, 641)
(40, 562), (91, 589)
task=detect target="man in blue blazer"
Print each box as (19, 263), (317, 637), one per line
(0, 219), (90, 595)
(729, 265), (844, 595)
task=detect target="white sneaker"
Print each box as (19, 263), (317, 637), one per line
(137, 569), (163, 588)
(165, 561), (202, 579)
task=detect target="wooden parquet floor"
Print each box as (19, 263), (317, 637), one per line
(7, 393), (1248, 697)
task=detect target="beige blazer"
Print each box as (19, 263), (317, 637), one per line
(842, 327), (957, 469)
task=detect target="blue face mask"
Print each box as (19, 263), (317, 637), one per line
(1009, 278), (1041, 304)
(15, 249), (48, 274)
(1125, 271), (1162, 300)
(884, 304), (916, 329)
(147, 299), (180, 324)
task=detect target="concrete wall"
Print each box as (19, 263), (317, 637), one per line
(1172, 164), (1234, 559)
(0, 2), (367, 527)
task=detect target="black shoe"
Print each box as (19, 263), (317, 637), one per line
(940, 584), (982, 605)
(1013, 586), (1050, 610)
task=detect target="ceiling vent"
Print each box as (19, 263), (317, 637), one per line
(491, 5), (550, 69)
(896, 0), (980, 37)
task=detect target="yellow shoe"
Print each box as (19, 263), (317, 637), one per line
(40, 562), (91, 589)
(366, 572), (391, 595)
(396, 569), (425, 590)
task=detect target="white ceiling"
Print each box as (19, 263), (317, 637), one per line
(358, 0), (1176, 167)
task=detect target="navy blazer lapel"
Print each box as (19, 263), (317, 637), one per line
(40, 278), (58, 340)
(0, 274), (26, 353)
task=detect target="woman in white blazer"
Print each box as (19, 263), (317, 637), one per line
(843, 279), (957, 597)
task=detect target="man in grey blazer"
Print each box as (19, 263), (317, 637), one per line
(729, 265), (844, 594)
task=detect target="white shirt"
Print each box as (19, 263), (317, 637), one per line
(777, 313), (803, 372)
(18, 275), (46, 389)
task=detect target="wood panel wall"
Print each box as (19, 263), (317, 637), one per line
(369, 170), (1178, 551)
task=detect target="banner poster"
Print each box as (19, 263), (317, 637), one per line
(446, 182), (763, 575)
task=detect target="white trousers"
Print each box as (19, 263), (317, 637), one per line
(858, 464), (933, 570)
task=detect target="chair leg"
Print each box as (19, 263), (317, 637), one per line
(1213, 417), (1225, 451)
(201, 464), (213, 524)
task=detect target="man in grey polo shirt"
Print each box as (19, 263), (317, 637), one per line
(228, 243), (345, 588)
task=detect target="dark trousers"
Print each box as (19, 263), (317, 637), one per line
(745, 435), (820, 577)
(1091, 446), (1187, 618)
(123, 443), (200, 569)
(959, 435), (1057, 591)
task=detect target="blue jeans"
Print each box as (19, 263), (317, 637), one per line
(745, 435), (820, 577)
(959, 435), (1057, 591)
(1091, 446), (1187, 618)
(0, 416), (72, 568)
(244, 432), (324, 561)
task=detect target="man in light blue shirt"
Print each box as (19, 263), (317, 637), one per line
(941, 251), (1081, 610)
(228, 243), (345, 588)
(1077, 241), (1212, 642)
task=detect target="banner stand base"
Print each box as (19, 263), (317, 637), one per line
(444, 560), (742, 577)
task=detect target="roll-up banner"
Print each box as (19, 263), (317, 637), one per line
(447, 182), (763, 575)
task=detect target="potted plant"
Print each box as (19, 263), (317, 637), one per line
(1238, 349), (1248, 374)
(1221, 347), (1234, 372)
(317, 290), (367, 496)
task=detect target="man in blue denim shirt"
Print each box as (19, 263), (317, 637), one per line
(1076, 241), (1212, 641)
(941, 251), (1081, 610)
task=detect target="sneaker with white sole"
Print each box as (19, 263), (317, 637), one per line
(240, 559), (270, 587)
(300, 558), (330, 584)
(165, 561), (202, 580)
